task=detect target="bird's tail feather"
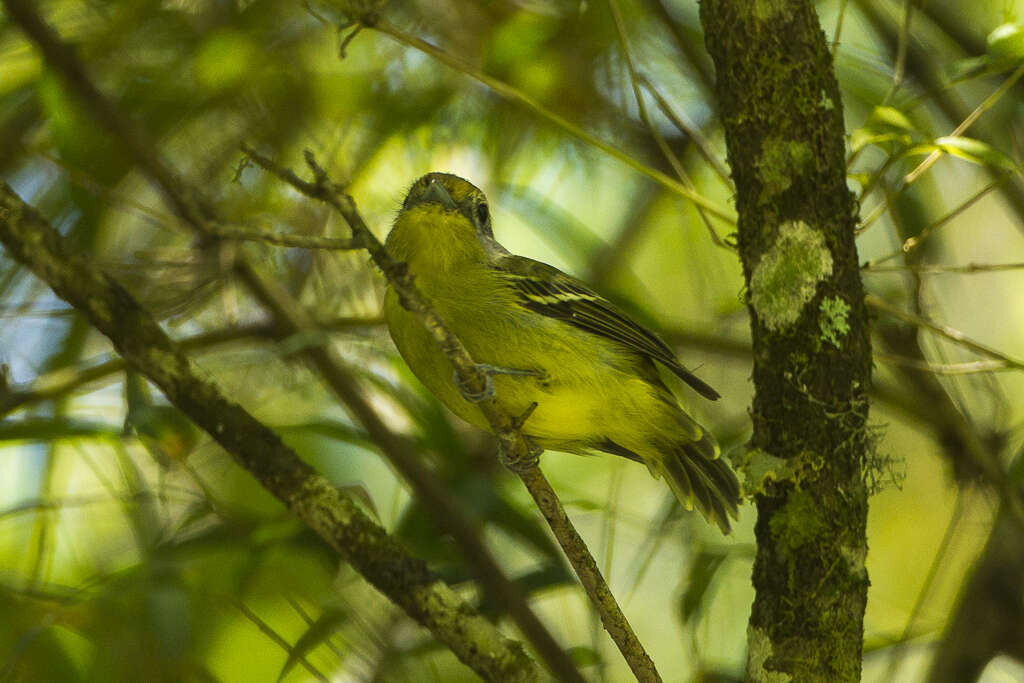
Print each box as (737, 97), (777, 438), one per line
(661, 443), (740, 534)
(598, 431), (741, 533)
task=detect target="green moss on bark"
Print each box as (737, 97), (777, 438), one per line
(749, 220), (833, 331)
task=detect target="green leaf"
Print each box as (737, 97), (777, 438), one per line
(277, 607), (349, 682)
(948, 54), (995, 82)
(933, 136), (1017, 170)
(867, 105), (916, 132)
(567, 645), (602, 668)
(850, 106), (917, 153)
(987, 23), (1024, 61)
(679, 549), (729, 623)
(850, 130), (912, 153)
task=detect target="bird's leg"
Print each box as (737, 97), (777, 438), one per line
(453, 364), (543, 403)
(501, 435), (543, 471)
(499, 402), (542, 470)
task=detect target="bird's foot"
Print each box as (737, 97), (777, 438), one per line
(454, 364), (542, 403)
(500, 435), (543, 472)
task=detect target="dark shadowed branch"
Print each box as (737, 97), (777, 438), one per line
(0, 181), (537, 682)
(241, 144), (663, 683)
(0, 1), (581, 678)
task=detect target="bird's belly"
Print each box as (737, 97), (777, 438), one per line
(491, 361), (629, 452)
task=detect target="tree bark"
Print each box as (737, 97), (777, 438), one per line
(699, 2), (872, 680)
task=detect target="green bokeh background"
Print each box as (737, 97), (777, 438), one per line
(1, 0), (1023, 680)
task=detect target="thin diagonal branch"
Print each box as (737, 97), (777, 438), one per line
(866, 294), (1024, 372)
(639, 76), (732, 186)
(858, 173), (1011, 255)
(607, 0), (727, 249)
(0, 318), (381, 417)
(0, 181), (537, 682)
(230, 599), (331, 683)
(903, 63), (1024, 186)
(0, 2), (579, 678)
(371, 18), (735, 225)
(210, 225), (363, 250)
(242, 145), (663, 683)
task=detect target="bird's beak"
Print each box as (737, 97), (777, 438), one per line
(420, 178), (457, 210)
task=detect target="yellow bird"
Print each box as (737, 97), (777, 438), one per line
(384, 172), (740, 532)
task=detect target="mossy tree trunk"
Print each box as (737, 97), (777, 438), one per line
(699, 2), (872, 680)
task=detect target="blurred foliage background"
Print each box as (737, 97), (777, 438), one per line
(1, 0), (1023, 681)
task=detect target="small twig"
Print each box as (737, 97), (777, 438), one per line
(371, 19), (735, 225)
(338, 24), (363, 58)
(831, 0), (850, 55)
(903, 63), (1024, 186)
(639, 75), (732, 187)
(243, 145), (662, 682)
(0, 492), (181, 521)
(607, 0), (726, 253)
(858, 174), (1010, 259)
(230, 599), (331, 683)
(874, 352), (1012, 375)
(211, 224), (363, 250)
(866, 294), (1024, 371)
(853, 152), (900, 219)
(510, 401), (539, 431)
(863, 261), (1024, 274)
(881, 0), (914, 106)
(645, 0), (715, 94)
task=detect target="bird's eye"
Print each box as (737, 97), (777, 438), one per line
(475, 201), (490, 226)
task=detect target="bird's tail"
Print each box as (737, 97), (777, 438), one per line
(599, 426), (741, 533)
(660, 432), (741, 534)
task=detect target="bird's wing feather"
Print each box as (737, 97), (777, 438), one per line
(496, 255), (720, 400)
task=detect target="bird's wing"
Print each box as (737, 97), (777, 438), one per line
(496, 255), (720, 400)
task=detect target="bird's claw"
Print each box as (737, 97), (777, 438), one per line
(454, 367), (495, 403)
(500, 436), (543, 472)
(454, 363), (541, 404)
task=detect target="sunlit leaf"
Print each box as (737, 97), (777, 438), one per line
(906, 137), (1018, 170)
(277, 607), (349, 682)
(867, 106), (917, 132)
(987, 23), (1024, 61)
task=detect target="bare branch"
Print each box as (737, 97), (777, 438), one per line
(866, 294), (1024, 372)
(0, 3), (576, 677)
(607, 0), (728, 250)
(903, 63), (1024, 185)
(242, 145), (663, 683)
(0, 181), (537, 682)
(211, 224), (362, 250)
(863, 262), (1024, 274)
(371, 18), (735, 225)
